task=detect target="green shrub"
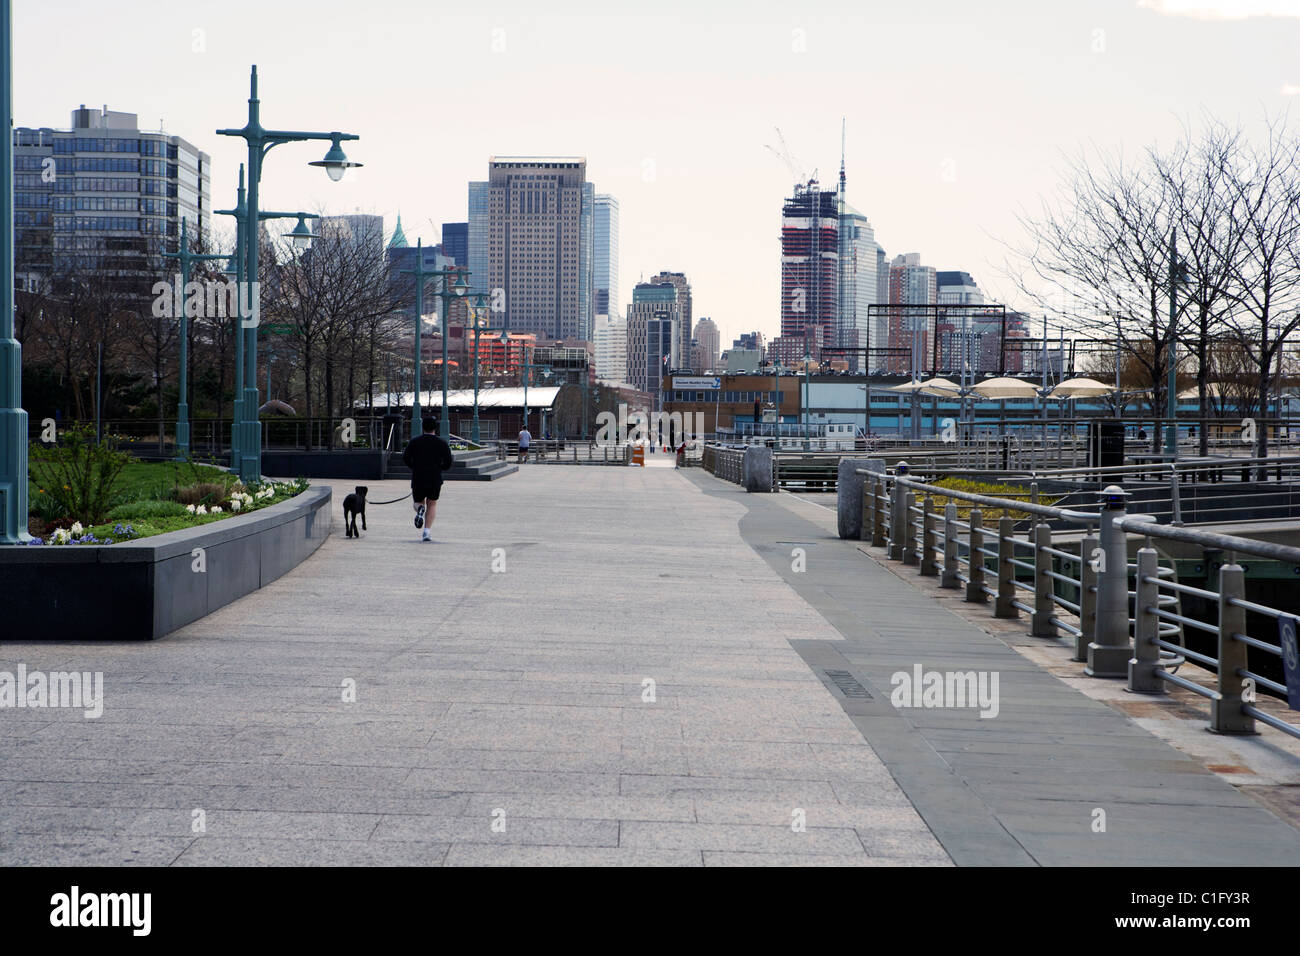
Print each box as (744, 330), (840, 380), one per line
(28, 485), (68, 523)
(28, 425), (132, 525)
(107, 499), (189, 521)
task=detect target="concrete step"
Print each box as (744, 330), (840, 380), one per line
(384, 449), (515, 481)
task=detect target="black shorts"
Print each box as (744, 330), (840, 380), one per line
(412, 480), (442, 502)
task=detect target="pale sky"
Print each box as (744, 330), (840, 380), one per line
(14, 0), (1300, 349)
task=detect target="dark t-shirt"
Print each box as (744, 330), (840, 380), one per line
(403, 434), (454, 484)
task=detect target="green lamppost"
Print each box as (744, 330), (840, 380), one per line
(470, 293), (488, 444)
(0, 0), (30, 543)
(1165, 230), (1186, 458)
(162, 218), (227, 460)
(432, 268), (471, 439)
(216, 167), (316, 466)
(399, 239), (433, 441)
(217, 64), (361, 483)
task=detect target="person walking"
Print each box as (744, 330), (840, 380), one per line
(518, 423), (532, 463)
(402, 416), (454, 542)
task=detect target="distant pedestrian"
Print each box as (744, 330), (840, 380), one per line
(518, 425), (532, 463)
(402, 417), (454, 543)
(1137, 427), (1147, 441)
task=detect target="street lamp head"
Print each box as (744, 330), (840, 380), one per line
(288, 216), (318, 251)
(309, 134), (363, 182)
(452, 273), (471, 297)
(223, 252), (239, 276)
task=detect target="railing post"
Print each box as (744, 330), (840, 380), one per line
(1170, 465), (1184, 526)
(1031, 522), (1055, 636)
(994, 516), (1018, 617)
(920, 496), (938, 576)
(902, 491), (919, 566)
(1087, 485), (1132, 678)
(888, 468), (908, 561)
(1075, 531), (1099, 662)
(966, 507), (987, 603)
(1211, 562), (1257, 735)
(871, 477), (887, 548)
(1128, 544), (1164, 693)
(860, 478), (873, 543)
(941, 502), (960, 589)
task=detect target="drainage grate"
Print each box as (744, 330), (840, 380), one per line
(824, 669), (872, 699)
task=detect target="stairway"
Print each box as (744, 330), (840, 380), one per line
(383, 448), (517, 482)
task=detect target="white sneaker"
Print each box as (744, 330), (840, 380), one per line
(421, 530), (431, 542)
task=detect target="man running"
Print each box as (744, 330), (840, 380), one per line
(517, 424), (532, 463)
(402, 416), (454, 542)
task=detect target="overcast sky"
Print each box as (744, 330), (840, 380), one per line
(14, 0), (1300, 348)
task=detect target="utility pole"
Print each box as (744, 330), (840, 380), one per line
(1166, 230), (1181, 458)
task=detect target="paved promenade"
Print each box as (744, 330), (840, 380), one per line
(2, 463), (1298, 865)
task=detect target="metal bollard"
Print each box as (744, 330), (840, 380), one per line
(902, 491), (919, 566)
(1030, 480), (1039, 506)
(1128, 544), (1164, 693)
(1075, 532), (1099, 662)
(1031, 523), (1055, 636)
(941, 502), (961, 589)
(998, 515), (1019, 621)
(1211, 562), (1257, 734)
(966, 508), (987, 603)
(920, 497), (938, 576)
(1087, 485), (1132, 678)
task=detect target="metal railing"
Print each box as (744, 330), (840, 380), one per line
(496, 440), (630, 465)
(859, 463), (1300, 740)
(703, 445), (745, 484)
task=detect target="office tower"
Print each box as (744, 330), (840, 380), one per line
(13, 104), (211, 298)
(626, 281), (679, 408)
(315, 214), (384, 250)
(594, 195), (619, 318)
(692, 316), (720, 373)
(779, 182), (837, 361)
(441, 222), (468, 267)
(467, 181), (489, 297)
(648, 271), (692, 364)
(594, 313), (628, 385)
(886, 253), (937, 374)
(485, 157), (590, 341)
(837, 205), (876, 371)
(936, 270), (984, 305)
(733, 331), (764, 353)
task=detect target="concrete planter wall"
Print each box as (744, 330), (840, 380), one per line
(0, 486), (331, 641)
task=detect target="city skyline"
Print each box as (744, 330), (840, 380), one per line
(12, 0), (1300, 351)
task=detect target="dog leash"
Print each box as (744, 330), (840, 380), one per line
(363, 491), (412, 505)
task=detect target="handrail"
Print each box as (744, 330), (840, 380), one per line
(1114, 516), (1300, 564)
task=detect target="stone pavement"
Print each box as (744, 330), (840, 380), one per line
(0, 465), (946, 866)
(5, 463), (1297, 866)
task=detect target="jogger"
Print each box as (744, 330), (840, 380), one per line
(402, 417), (454, 542)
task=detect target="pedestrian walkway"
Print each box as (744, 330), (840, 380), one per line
(0, 467), (944, 866)
(3, 465), (1297, 866)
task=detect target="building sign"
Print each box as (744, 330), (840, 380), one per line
(673, 376), (721, 390)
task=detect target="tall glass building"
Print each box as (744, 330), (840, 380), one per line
(467, 180), (489, 301)
(594, 194), (619, 318)
(579, 181), (595, 341)
(13, 105), (210, 300)
(837, 204), (877, 372)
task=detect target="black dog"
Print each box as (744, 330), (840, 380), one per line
(342, 486), (368, 538)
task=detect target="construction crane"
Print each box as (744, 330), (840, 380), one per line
(764, 126), (816, 192)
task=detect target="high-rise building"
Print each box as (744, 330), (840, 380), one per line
(884, 253), (937, 373)
(733, 331), (765, 353)
(779, 182), (838, 361)
(649, 271), (692, 363)
(593, 313), (628, 385)
(626, 281), (679, 408)
(485, 157), (592, 341)
(594, 195), (619, 318)
(936, 270), (983, 305)
(467, 181), (489, 298)
(441, 222), (468, 267)
(837, 205), (877, 371)
(13, 105), (211, 298)
(692, 317), (720, 373)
